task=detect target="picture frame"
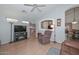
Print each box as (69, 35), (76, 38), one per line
(57, 19), (61, 26)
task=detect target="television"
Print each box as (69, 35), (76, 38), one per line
(14, 25), (26, 32)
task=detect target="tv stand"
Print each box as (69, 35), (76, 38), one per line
(14, 32), (27, 42)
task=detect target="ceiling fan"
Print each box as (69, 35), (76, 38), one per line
(24, 4), (46, 12)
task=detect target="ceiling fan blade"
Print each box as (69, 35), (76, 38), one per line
(37, 5), (46, 7)
(37, 7), (42, 12)
(24, 4), (33, 6)
(31, 7), (36, 12)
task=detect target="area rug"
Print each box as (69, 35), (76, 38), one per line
(47, 48), (60, 55)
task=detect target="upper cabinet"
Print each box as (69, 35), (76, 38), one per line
(75, 7), (79, 20)
(65, 7), (79, 23)
(65, 8), (74, 23)
(65, 7), (79, 30)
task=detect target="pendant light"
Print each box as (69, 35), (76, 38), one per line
(72, 8), (78, 24)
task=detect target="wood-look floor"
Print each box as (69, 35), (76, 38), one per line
(0, 37), (61, 55)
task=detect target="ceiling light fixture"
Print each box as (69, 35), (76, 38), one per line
(22, 21), (29, 24)
(72, 21), (78, 24)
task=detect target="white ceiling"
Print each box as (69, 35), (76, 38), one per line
(0, 4), (78, 23)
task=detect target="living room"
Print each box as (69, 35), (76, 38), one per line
(0, 4), (79, 55)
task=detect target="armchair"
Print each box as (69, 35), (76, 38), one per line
(38, 30), (52, 44)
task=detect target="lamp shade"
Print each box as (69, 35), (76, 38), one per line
(51, 25), (54, 28)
